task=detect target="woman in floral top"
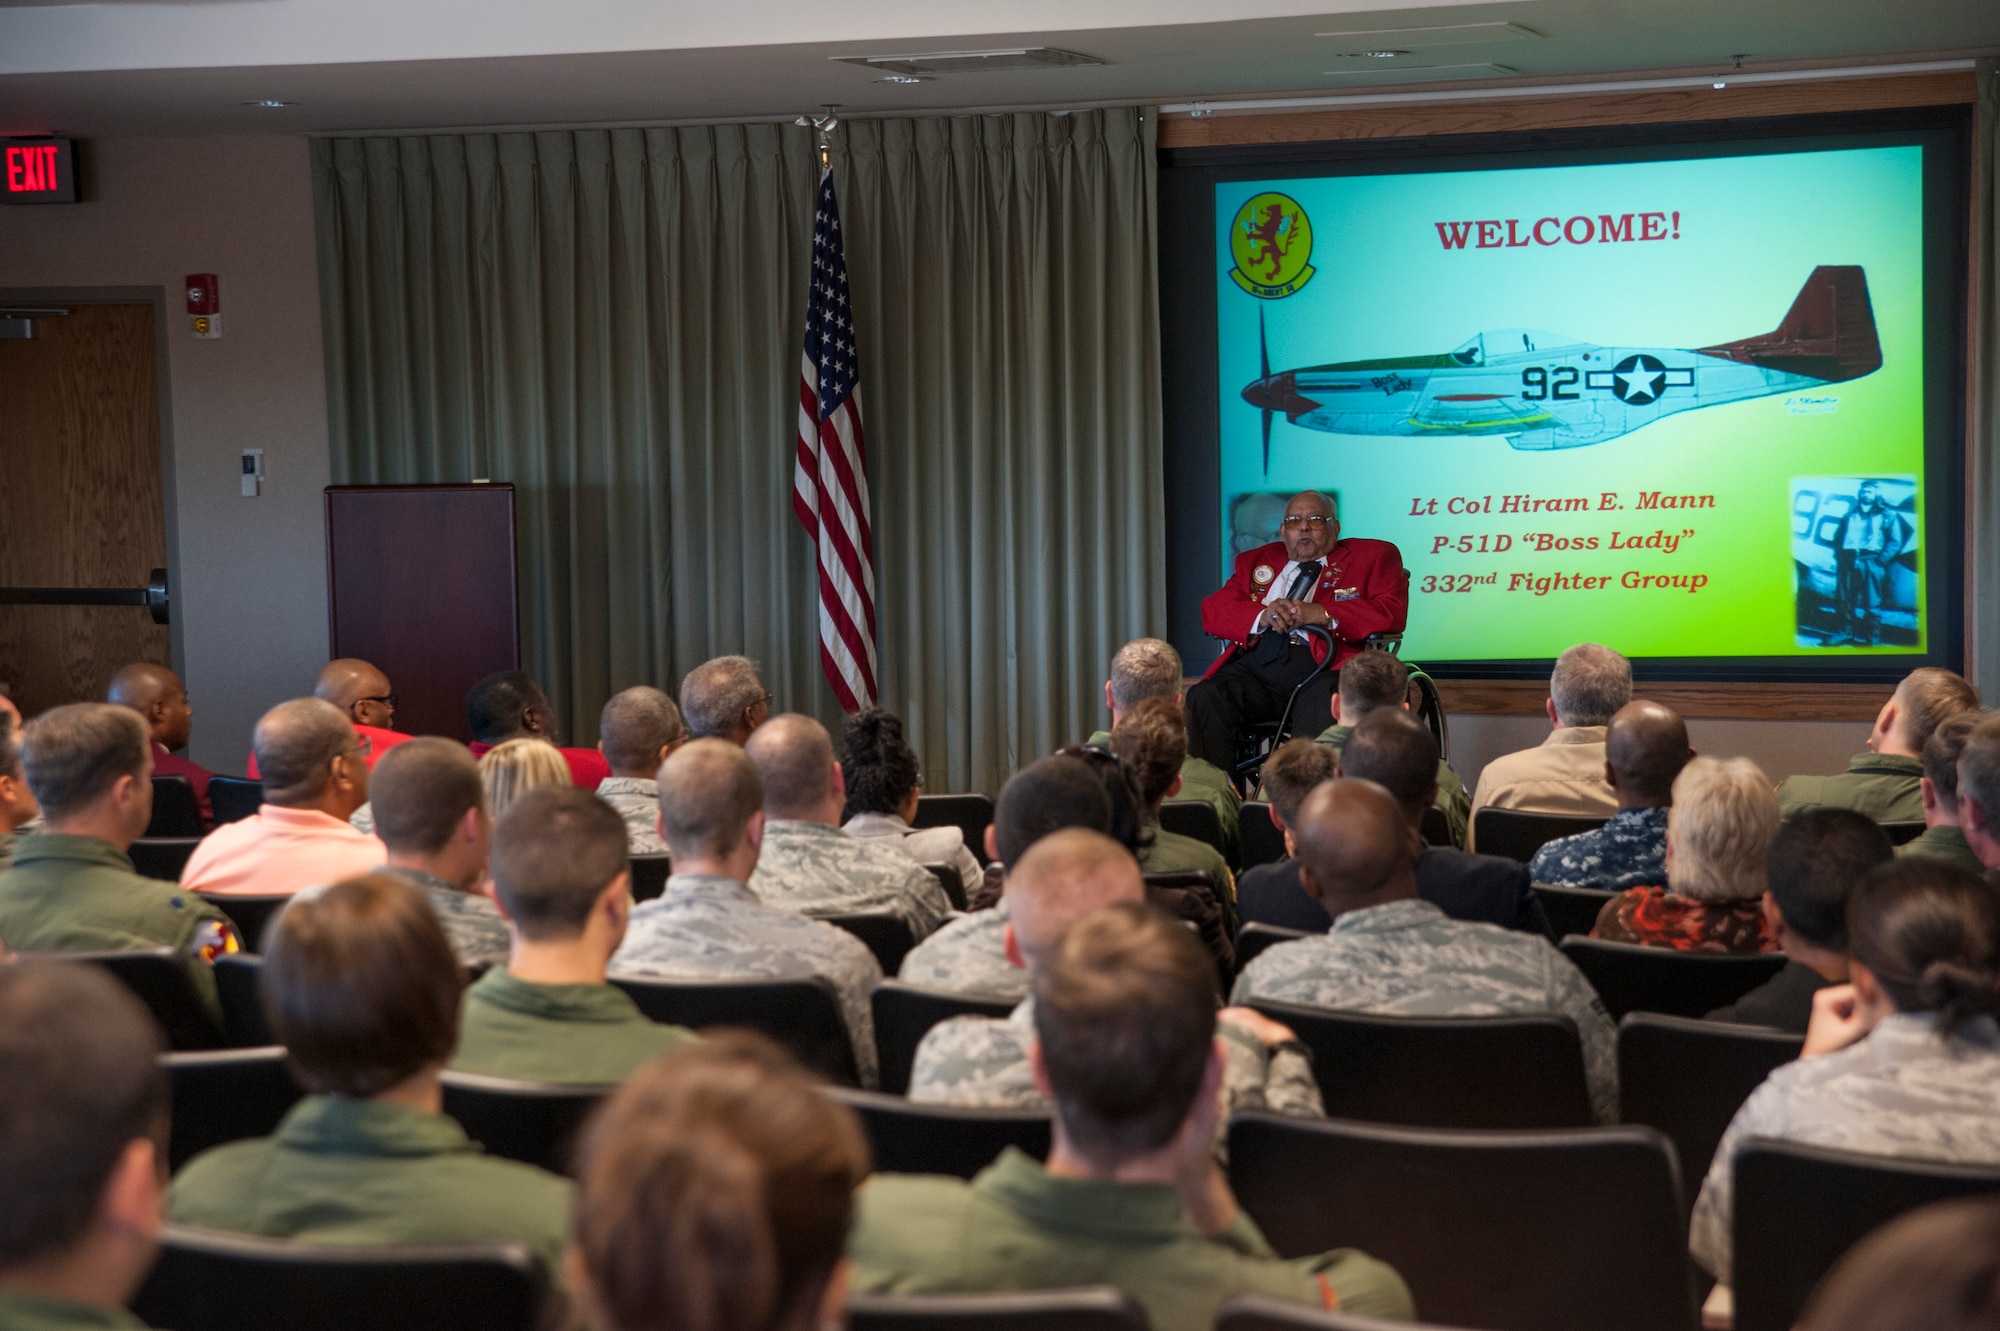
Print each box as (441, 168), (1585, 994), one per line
(1592, 755), (1780, 953)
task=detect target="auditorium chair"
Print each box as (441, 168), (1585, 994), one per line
(1161, 798), (1230, 864)
(162, 1046), (304, 1170)
(825, 1087), (1053, 1180)
(609, 973), (859, 1086)
(39, 947), (222, 1050)
(1232, 922), (1308, 976)
(628, 852), (672, 902)
(129, 836), (201, 882)
(214, 953), (276, 1046)
(1877, 820), (1925, 846)
(912, 793), (996, 866)
(131, 1226), (549, 1331)
(826, 911), (918, 974)
(439, 1070), (613, 1173)
(1470, 809), (1608, 863)
(198, 891), (290, 952)
(1419, 805), (1453, 848)
(1732, 1140), (2000, 1331)
(847, 1287), (1145, 1331)
(871, 980), (1019, 1096)
(1532, 883), (1617, 940)
(921, 861), (968, 911)
(1241, 998), (1593, 1129)
(1559, 937), (1787, 1020)
(1616, 1013), (1802, 1200)
(147, 775), (206, 838)
(1239, 801), (1286, 869)
(206, 775), (265, 825)
(1219, 1292), (1476, 1331)
(1228, 1112), (1692, 1331)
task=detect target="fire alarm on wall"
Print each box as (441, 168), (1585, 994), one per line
(186, 273), (220, 339)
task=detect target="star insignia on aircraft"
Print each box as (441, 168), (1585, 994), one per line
(1610, 354), (1669, 404)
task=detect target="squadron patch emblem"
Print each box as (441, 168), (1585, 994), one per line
(1227, 192), (1316, 299)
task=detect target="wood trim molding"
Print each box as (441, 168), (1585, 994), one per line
(1433, 678), (1888, 721)
(1158, 70), (1976, 150)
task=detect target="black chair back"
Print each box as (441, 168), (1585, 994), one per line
(131, 1225), (549, 1331)
(1878, 820), (1925, 846)
(1219, 1292), (1473, 1331)
(1734, 1140), (2000, 1331)
(1243, 999), (1592, 1129)
(1238, 802), (1286, 868)
(36, 948), (222, 1050)
(1232, 922), (1308, 978)
(214, 953), (275, 1047)
(826, 1086), (1052, 1180)
(826, 912), (917, 974)
(1160, 798), (1229, 863)
(439, 1071), (613, 1173)
(1228, 1113), (1691, 1331)
(847, 1287), (1145, 1331)
(1560, 936), (1788, 1019)
(628, 853), (672, 902)
(1616, 1013), (1801, 1199)
(609, 973), (859, 1086)
(1143, 869), (1217, 896)
(197, 892), (290, 953)
(912, 794), (995, 866)
(920, 862), (968, 911)
(164, 1047), (304, 1170)
(1471, 809), (1607, 862)
(148, 775), (206, 838)
(871, 980), (1019, 1096)
(130, 836), (201, 883)
(1533, 883), (1617, 940)
(1419, 805), (1453, 848)
(206, 775), (265, 824)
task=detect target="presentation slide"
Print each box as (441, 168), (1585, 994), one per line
(1214, 144), (1929, 662)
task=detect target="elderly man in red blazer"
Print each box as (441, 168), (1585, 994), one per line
(1187, 489), (1408, 770)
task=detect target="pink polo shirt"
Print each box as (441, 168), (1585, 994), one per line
(180, 805), (387, 897)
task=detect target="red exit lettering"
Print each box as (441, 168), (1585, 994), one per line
(5, 145), (59, 193)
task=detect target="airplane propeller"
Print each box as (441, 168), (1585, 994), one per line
(1258, 307), (1274, 475)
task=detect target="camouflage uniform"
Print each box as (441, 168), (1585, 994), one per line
(750, 820), (951, 939)
(1087, 729), (1242, 863)
(609, 871), (884, 1087)
(1776, 752), (1924, 823)
(1316, 722), (1472, 849)
(1527, 805), (1669, 890)
(1895, 824), (1985, 873)
(898, 900), (1030, 998)
(843, 811), (984, 906)
(1231, 897), (1618, 1124)
(380, 865), (511, 972)
(595, 776), (669, 856)
(1690, 1013), (2000, 1285)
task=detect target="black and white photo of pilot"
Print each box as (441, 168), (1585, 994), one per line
(1791, 476), (1918, 648)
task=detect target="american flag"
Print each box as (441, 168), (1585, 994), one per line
(794, 168), (880, 712)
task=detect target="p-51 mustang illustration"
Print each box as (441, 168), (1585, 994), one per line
(1241, 265), (1881, 467)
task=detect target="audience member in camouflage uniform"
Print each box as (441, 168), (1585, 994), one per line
(609, 739), (884, 1086)
(592, 685), (685, 857)
(909, 829), (1322, 1129)
(839, 707), (984, 901)
(1777, 667), (1979, 823)
(370, 738), (509, 971)
(1233, 776), (1618, 1123)
(0, 715), (35, 876)
(1529, 700), (1691, 889)
(854, 902), (1410, 1331)
(1894, 712), (1984, 872)
(1691, 858), (2000, 1287)
(1313, 649), (1470, 847)
(745, 714), (949, 938)
(899, 900), (1026, 998)
(1086, 638), (1241, 861)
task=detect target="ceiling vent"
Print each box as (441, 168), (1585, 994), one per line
(833, 48), (1105, 77)
(1317, 22), (1543, 51)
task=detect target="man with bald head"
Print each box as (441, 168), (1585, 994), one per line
(313, 658), (413, 759)
(910, 828), (1322, 1127)
(180, 699), (386, 896)
(744, 713), (949, 937)
(108, 662), (214, 828)
(1233, 777), (1617, 1122)
(1185, 490), (1409, 769)
(1530, 700), (1693, 889)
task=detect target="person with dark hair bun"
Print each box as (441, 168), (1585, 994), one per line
(1690, 857), (2000, 1292)
(839, 708), (982, 900)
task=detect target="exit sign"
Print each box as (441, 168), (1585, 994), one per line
(2, 139), (76, 204)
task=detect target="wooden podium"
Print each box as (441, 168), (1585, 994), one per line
(325, 484), (518, 742)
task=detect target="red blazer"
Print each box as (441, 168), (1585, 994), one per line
(1200, 537), (1409, 678)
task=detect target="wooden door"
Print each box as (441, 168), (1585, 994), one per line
(0, 303), (170, 718)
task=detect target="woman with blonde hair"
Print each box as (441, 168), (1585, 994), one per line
(1592, 755), (1781, 952)
(479, 738), (572, 821)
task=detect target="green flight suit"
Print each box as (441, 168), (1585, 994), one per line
(1315, 723), (1471, 849)
(848, 1148), (1413, 1331)
(0, 1293), (145, 1330)
(0, 834), (236, 1018)
(1088, 730), (1241, 863)
(1776, 753), (1924, 823)
(450, 967), (699, 1083)
(1895, 824), (1985, 873)
(168, 1096), (571, 1278)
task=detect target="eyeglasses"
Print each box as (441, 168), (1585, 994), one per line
(1280, 515), (1333, 530)
(351, 694), (396, 711)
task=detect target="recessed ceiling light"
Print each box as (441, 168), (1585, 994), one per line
(874, 75), (928, 85)
(242, 100), (296, 109)
(1354, 50), (1409, 58)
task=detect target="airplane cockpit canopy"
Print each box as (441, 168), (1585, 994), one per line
(1453, 329), (1587, 364)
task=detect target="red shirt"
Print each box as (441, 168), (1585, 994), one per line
(152, 743), (216, 830)
(1199, 537), (1409, 677)
(467, 740), (611, 790)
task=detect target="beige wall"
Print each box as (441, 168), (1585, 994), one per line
(0, 134), (330, 772)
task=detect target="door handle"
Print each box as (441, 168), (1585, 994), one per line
(0, 567), (170, 624)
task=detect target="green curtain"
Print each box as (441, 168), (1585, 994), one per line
(1972, 61), (1999, 703)
(312, 110), (1162, 793)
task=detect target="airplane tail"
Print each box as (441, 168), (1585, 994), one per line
(1697, 265), (1881, 383)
